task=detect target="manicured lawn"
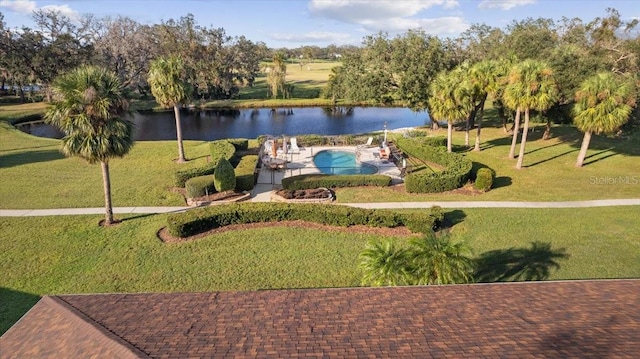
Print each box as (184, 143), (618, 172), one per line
(336, 124), (640, 202)
(1, 206), (638, 334)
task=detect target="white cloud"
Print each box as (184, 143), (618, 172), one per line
(270, 31), (354, 44)
(0, 1), (80, 22)
(478, 0), (536, 10)
(0, 0), (37, 14)
(309, 0), (459, 23)
(40, 4), (80, 22)
(307, 0), (465, 36)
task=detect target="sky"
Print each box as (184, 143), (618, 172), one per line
(1, 0), (639, 48)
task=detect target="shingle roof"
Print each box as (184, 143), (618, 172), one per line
(2, 280), (639, 358)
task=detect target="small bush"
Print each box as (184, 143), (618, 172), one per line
(166, 203), (443, 238)
(282, 174), (392, 190)
(474, 168), (495, 192)
(214, 158), (236, 192)
(209, 140), (236, 165)
(185, 175), (216, 198)
(174, 162), (216, 187)
(235, 155), (258, 191)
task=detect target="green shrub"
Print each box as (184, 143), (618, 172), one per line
(214, 158), (236, 192)
(174, 162), (216, 187)
(235, 155), (258, 191)
(209, 140), (236, 164)
(397, 138), (472, 193)
(166, 203), (443, 238)
(226, 138), (249, 151)
(185, 175), (216, 198)
(282, 174), (392, 190)
(474, 168), (495, 192)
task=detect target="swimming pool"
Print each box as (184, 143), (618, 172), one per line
(313, 150), (378, 175)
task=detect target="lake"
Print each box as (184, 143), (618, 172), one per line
(17, 106), (431, 141)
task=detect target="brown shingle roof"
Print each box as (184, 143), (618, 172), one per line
(2, 280), (639, 358)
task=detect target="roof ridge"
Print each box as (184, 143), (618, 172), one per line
(49, 296), (149, 358)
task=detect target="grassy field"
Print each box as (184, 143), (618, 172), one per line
(337, 124), (640, 202)
(2, 206), (638, 333)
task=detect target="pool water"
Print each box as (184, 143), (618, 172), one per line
(313, 150), (378, 175)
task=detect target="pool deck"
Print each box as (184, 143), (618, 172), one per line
(251, 145), (402, 202)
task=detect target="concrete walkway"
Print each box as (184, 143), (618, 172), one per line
(1, 199), (639, 217)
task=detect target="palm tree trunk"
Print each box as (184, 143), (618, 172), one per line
(174, 104), (186, 163)
(447, 121), (453, 153)
(474, 99), (486, 152)
(575, 131), (592, 167)
(542, 118), (552, 140)
(101, 161), (114, 225)
(509, 108), (521, 159)
(516, 108), (530, 169)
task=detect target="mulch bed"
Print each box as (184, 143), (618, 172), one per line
(158, 220), (420, 244)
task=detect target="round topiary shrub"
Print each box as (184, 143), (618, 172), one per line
(474, 168), (495, 192)
(214, 158), (236, 192)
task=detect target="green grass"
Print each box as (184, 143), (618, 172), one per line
(336, 124), (640, 202)
(1, 206), (638, 334)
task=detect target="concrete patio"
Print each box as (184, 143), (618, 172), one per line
(250, 144), (403, 202)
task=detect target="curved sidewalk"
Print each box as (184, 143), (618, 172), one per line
(1, 199), (639, 217)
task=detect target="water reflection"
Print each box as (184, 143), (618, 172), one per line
(17, 106), (430, 141)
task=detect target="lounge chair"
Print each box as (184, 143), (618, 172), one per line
(380, 147), (389, 160)
(357, 137), (374, 149)
(290, 137), (301, 153)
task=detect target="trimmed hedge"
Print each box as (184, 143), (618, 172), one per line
(474, 168), (495, 192)
(185, 175), (216, 198)
(282, 174), (392, 190)
(226, 138), (249, 151)
(166, 203), (443, 238)
(209, 140), (236, 165)
(397, 138), (473, 193)
(214, 158), (236, 192)
(235, 155), (258, 191)
(174, 162), (216, 187)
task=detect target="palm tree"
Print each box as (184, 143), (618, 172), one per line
(428, 68), (473, 153)
(45, 66), (134, 225)
(407, 232), (474, 285)
(573, 72), (636, 167)
(468, 60), (504, 151)
(148, 56), (193, 163)
(503, 60), (558, 169)
(358, 240), (411, 286)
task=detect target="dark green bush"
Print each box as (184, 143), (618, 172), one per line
(282, 174), (392, 190)
(235, 155), (258, 191)
(226, 138), (249, 151)
(209, 140), (236, 165)
(214, 158), (236, 192)
(174, 162), (216, 187)
(397, 138), (472, 193)
(185, 175), (216, 198)
(166, 203), (443, 238)
(474, 168), (495, 192)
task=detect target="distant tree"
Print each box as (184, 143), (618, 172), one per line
(428, 67), (473, 152)
(148, 56), (193, 162)
(573, 72), (636, 167)
(266, 52), (288, 99)
(44, 66), (134, 225)
(503, 60), (558, 169)
(467, 60), (506, 151)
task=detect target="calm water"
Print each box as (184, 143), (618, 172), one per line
(17, 106), (431, 141)
(313, 149), (378, 175)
